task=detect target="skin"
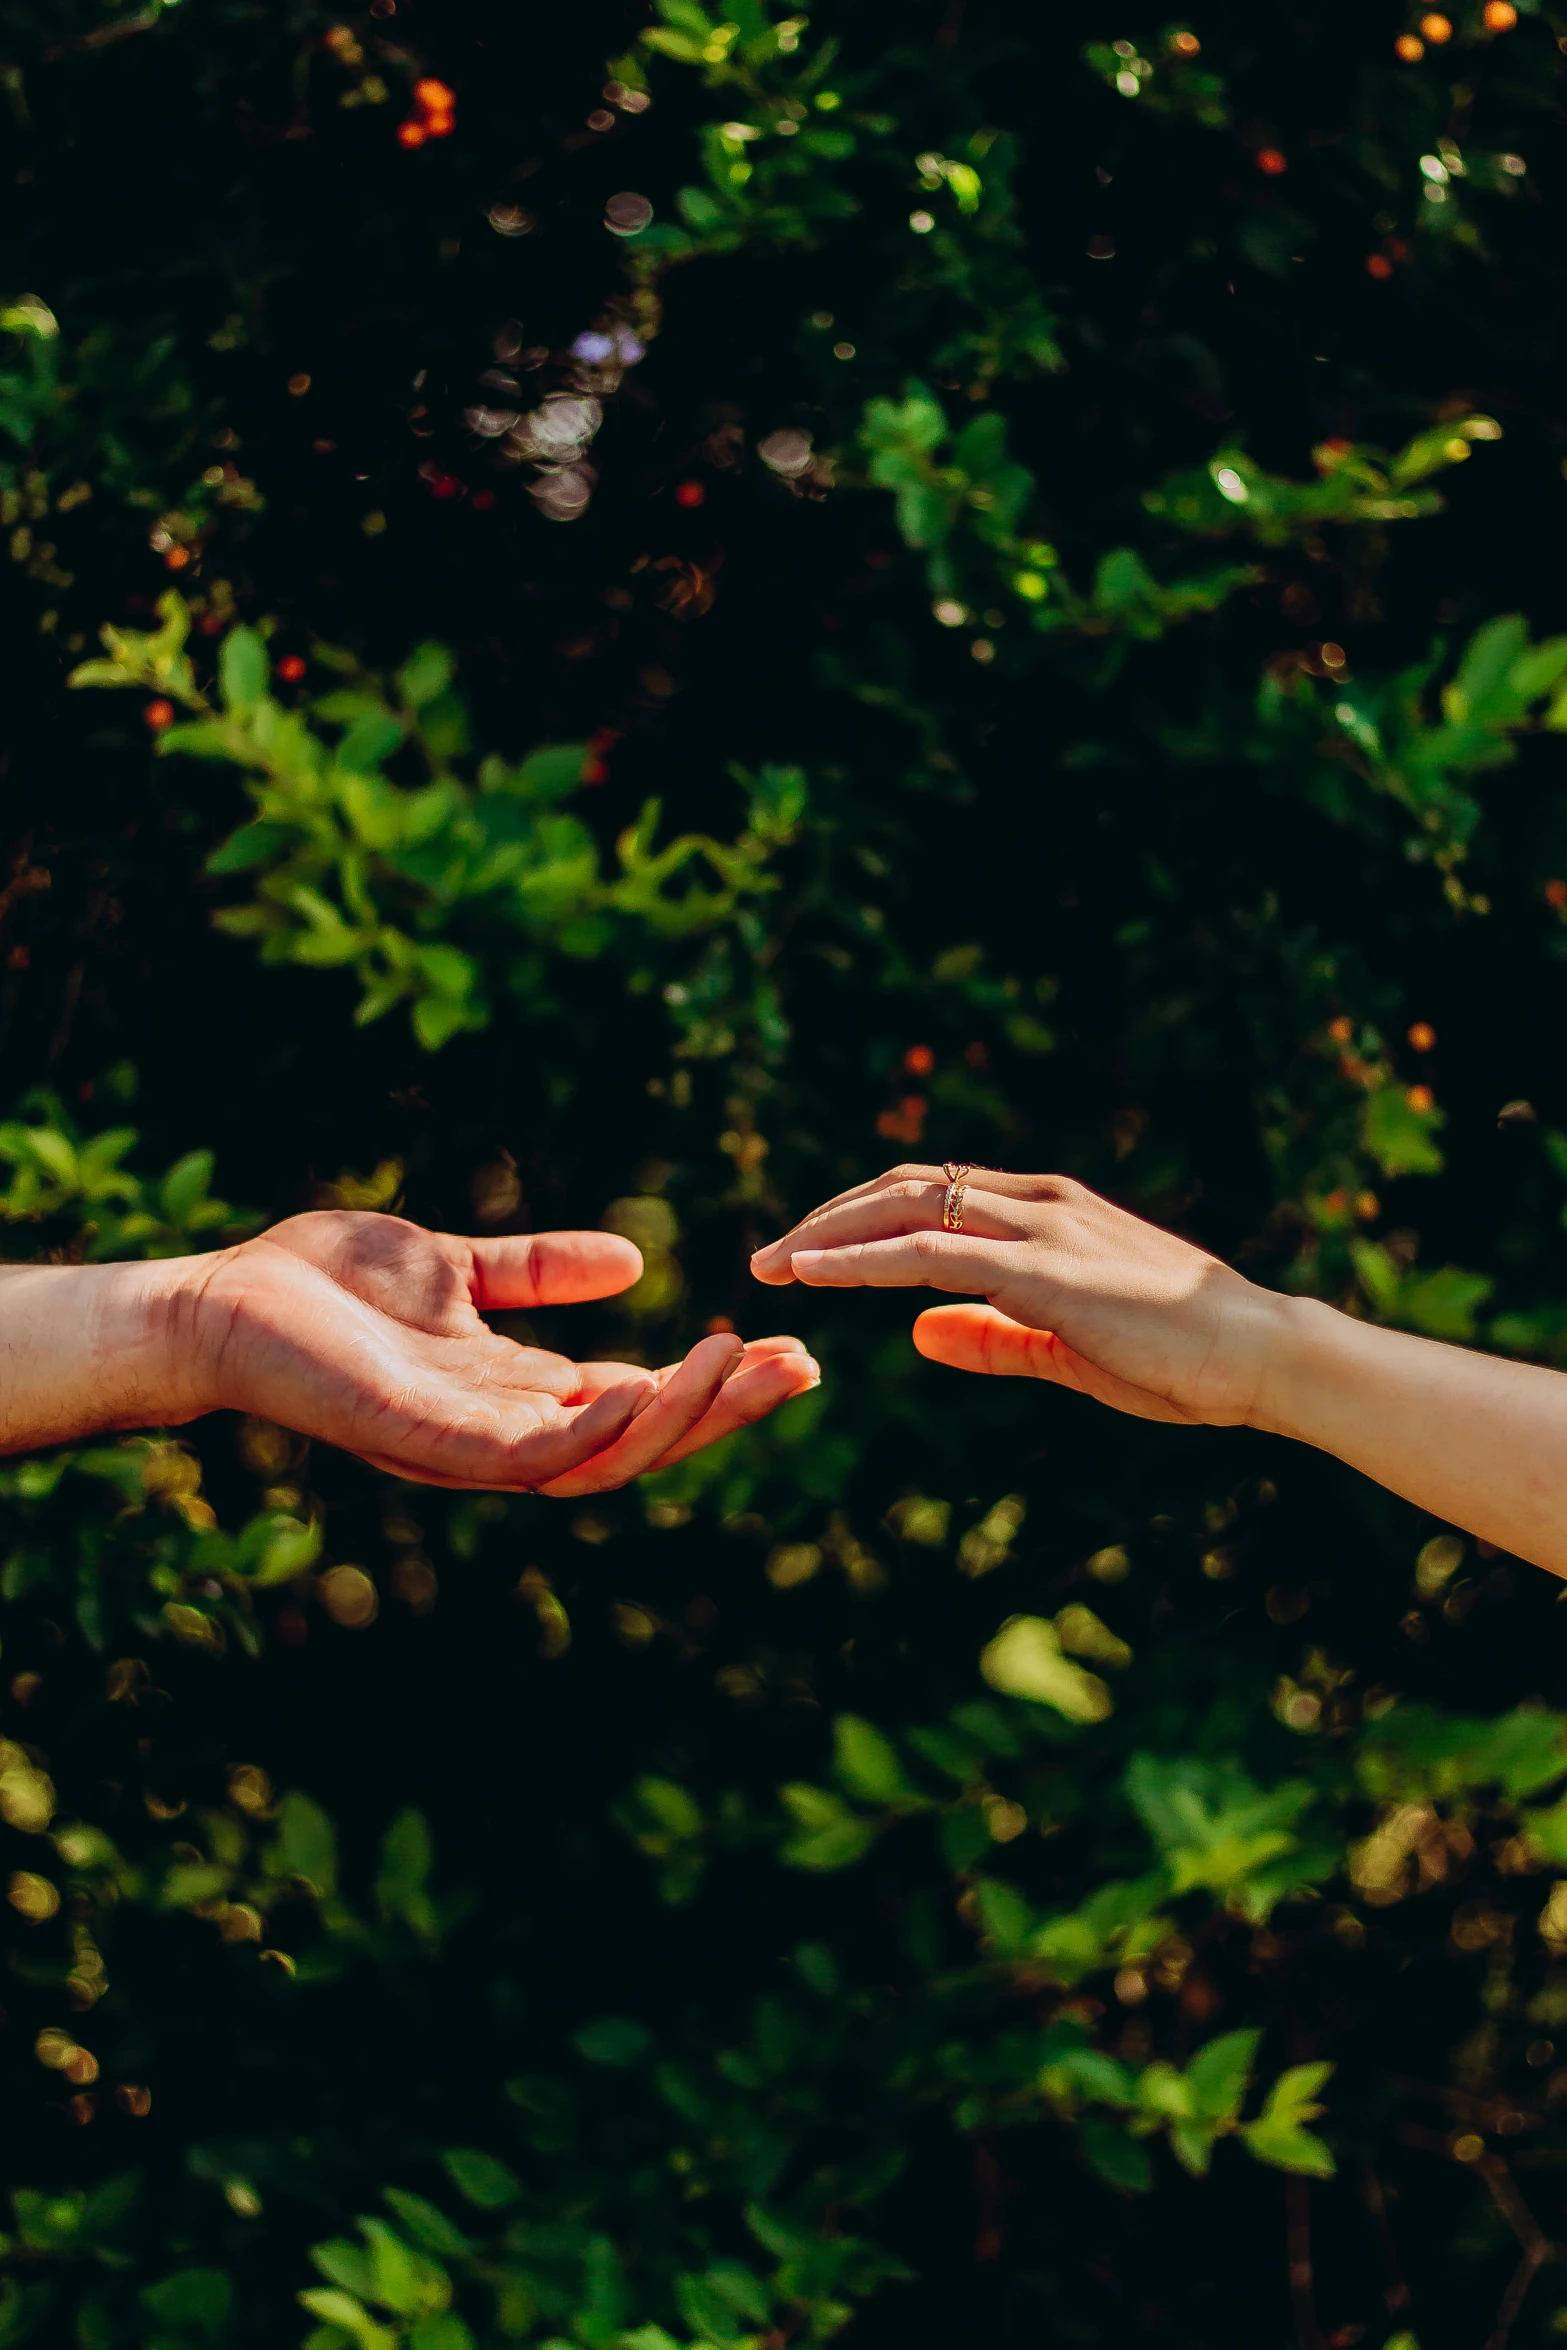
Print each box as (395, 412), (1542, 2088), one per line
(0, 1210), (818, 1493)
(751, 1162), (1567, 1580)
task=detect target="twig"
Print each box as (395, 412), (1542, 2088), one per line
(1396, 2121), (1557, 2350)
(42, 9), (162, 59)
(46, 958), (82, 1065)
(0, 845), (49, 934)
(1484, 2242), (1547, 2350)
(972, 2138), (1004, 2263)
(1284, 2174), (1324, 2350)
(1360, 2164), (1414, 2322)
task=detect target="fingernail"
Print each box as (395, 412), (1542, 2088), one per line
(793, 1249), (823, 1271)
(800, 1356), (821, 1381)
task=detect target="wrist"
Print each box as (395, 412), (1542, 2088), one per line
(0, 1253), (228, 1455)
(1246, 1291), (1360, 1441)
(107, 1253), (230, 1429)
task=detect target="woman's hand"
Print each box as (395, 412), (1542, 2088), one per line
(750, 1164), (1292, 1428)
(752, 1159), (1567, 1580)
(0, 1212), (818, 1490)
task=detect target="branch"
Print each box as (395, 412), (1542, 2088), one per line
(1359, 2164), (1414, 2324)
(1284, 2175), (1324, 2350)
(42, 8), (163, 60)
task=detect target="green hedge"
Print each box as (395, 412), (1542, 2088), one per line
(4, 0), (1567, 2342)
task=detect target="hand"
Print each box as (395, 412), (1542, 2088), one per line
(170, 1210), (817, 1491)
(750, 1164), (1292, 1428)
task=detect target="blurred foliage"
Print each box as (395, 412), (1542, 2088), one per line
(5, 0), (1567, 2345)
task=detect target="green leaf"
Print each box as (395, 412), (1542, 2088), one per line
(1360, 1084), (1445, 1179)
(408, 2319), (475, 2350)
(979, 1616), (1112, 1724)
(1077, 2114), (1153, 2193)
(139, 2268), (233, 2339)
(831, 1714), (919, 1805)
(1184, 2028), (1261, 2123)
(335, 713), (407, 772)
(298, 2289), (397, 2350)
(158, 1149), (214, 1225)
(573, 2016), (654, 2067)
(1239, 2062), (1336, 2177)
(398, 643), (456, 708)
(219, 626), (269, 712)
(381, 2192), (474, 2262)
(274, 1790), (339, 1895)
(778, 1784), (877, 1870)
(13, 2190), (84, 2251)
(439, 2149), (521, 2211)
(975, 1875), (1034, 1954)
(376, 1808), (435, 1935)
(207, 820), (296, 874)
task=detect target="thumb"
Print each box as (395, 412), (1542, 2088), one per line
(469, 1230), (643, 1309)
(913, 1304), (1068, 1380)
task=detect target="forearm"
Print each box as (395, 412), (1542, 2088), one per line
(0, 1258), (213, 1455)
(1257, 1296), (1567, 1577)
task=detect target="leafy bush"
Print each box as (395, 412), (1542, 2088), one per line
(6, 0), (1567, 2344)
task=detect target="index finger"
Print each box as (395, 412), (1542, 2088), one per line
(751, 1178), (1031, 1282)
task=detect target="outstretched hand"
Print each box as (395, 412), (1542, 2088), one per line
(179, 1211), (818, 1491)
(750, 1163), (1288, 1429)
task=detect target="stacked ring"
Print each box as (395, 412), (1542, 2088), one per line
(941, 1161), (971, 1232)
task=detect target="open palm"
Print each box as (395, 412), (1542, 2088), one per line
(185, 1211), (816, 1493)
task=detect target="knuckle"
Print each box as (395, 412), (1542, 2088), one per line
(1031, 1173), (1083, 1205)
(888, 1178), (933, 1207)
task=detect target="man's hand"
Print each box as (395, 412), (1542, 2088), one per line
(167, 1211), (818, 1492)
(0, 1212), (816, 1487)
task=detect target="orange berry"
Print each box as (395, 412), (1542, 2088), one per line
(876, 1095), (928, 1144)
(1483, 1), (1517, 27)
(164, 545), (191, 569)
(1406, 1084), (1435, 1112)
(1328, 1016), (1354, 1044)
(276, 655), (307, 684)
(1407, 1021), (1436, 1051)
(1548, 878), (1567, 908)
(144, 699), (175, 729)
(1256, 148), (1288, 175)
(1395, 31), (1426, 56)
(1169, 29), (1200, 53)
(674, 481), (705, 508)
(1366, 253), (1394, 279)
(414, 77), (455, 110)
(397, 119), (427, 147)
(1419, 10), (1452, 37)
(424, 113), (455, 138)
(904, 1043), (935, 1076)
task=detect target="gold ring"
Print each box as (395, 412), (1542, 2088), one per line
(941, 1161), (971, 1233)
